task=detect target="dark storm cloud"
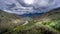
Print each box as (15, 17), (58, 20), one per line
(0, 0), (60, 15)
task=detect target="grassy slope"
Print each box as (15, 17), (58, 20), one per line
(1, 8), (60, 34)
(0, 10), (24, 34)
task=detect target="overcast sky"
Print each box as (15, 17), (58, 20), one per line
(0, 0), (60, 15)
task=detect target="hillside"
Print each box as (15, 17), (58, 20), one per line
(0, 10), (25, 34)
(0, 7), (60, 34)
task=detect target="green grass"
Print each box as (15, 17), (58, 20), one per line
(41, 12), (60, 32)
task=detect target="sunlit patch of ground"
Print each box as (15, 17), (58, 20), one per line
(12, 19), (24, 24)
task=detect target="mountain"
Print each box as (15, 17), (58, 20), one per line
(1, 8), (60, 34)
(0, 10), (25, 34)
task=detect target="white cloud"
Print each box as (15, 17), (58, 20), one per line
(24, 0), (34, 5)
